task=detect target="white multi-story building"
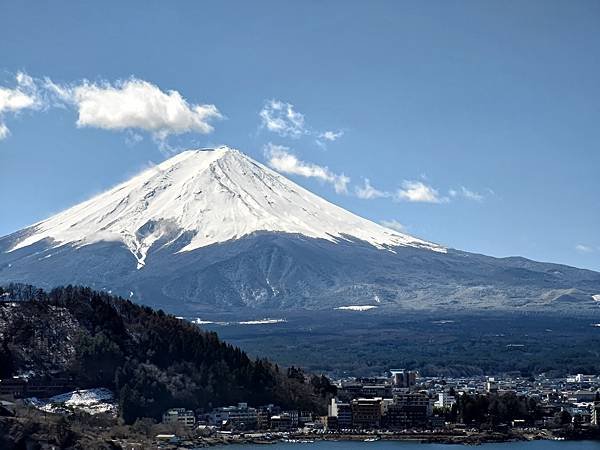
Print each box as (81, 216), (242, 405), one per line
(162, 408), (196, 428)
(434, 392), (456, 409)
(209, 403), (258, 429)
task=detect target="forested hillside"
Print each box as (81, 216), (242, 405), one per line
(0, 284), (334, 423)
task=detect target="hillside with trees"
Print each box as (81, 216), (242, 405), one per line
(0, 284), (334, 424)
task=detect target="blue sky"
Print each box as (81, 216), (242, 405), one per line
(1, 0), (599, 271)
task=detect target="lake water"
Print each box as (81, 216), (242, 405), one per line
(221, 440), (600, 450)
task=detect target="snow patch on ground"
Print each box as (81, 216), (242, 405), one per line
(335, 305), (378, 311)
(238, 318), (286, 325)
(192, 318), (215, 325)
(26, 388), (116, 416)
(13, 370), (37, 380)
(191, 317), (286, 326)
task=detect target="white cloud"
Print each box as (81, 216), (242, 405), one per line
(575, 244), (594, 253)
(264, 143), (350, 193)
(355, 178), (390, 199)
(259, 100), (306, 138)
(396, 180), (446, 203)
(449, 186), (484, 202)
(57, 78), (222, 140)
(355, 178), (461, 205)
(380, 220), (407, 233)
(259, 99), (344, 149)
(315, 129), (344, 149)
(0, 72), (42, 140)
(0, 123), (9, 140)
(319, 130), (343, 141)
(125, 130), (144, 147)
(1, 73), (222, 149)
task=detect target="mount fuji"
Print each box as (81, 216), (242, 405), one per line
(1, 146), (599, 316)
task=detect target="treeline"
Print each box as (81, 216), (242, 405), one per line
(438, 390), (541, 427)
(0, 284), (335, 423)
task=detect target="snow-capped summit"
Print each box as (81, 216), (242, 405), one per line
(2, 146), (598, 314)
(9, 146), (444, 268)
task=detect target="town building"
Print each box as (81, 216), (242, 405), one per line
(162, 408), (196, 428)
(257, 404), (279, 430)
(568, 390), (598, 403)
(390, 369), (417, 389)
(299, 410), (313, 426)
(592, 402), (600, 427)
(434, 392), (456, 409)
(351, 397), (382, 429)
(281, 409), (299, 428)
(486, 377), (498, 393)
(208, 403), (258, 430)
(362, 384), (392, 398)
(383, 393), (429, 429)
(324, 415), (339, 430)
(337, 381), (362, 400)
(328, 398), (353, 429)
(270, 413), (293, 431)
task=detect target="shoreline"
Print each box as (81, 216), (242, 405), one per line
(195, 428), (598, 447)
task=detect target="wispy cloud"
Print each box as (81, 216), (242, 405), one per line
(259, 99), (344, 149)
(0, 72), (43, 140)
(380, 220), (407, 233)
(396, 180), (446, 203)
(264, 143), (350, 193)
(124, 130), (144, 147)
(575, 244), (595, 253)
(355, 178), (390, 199)
(259, 100), (306, 138)
(319, 130), (343, 141)
(449, 186), (484, 202)
(355, 178), (451, 204)
(315, 129), (344, 149)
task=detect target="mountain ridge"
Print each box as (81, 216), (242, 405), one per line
(1, 147), (599, 315)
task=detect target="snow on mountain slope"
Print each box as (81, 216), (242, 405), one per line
(27, 388), (117, 416)
(9, 146), (445, 269)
